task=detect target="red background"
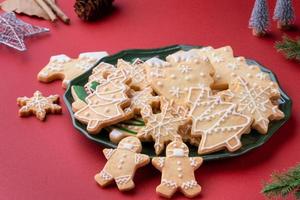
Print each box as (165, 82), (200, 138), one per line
(1, 1), (300, 199)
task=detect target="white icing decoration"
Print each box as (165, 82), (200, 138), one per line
(99, 170), (112, 180)
(181, 180), (198, 190)
(169, 86), (184, 98)
(227, 63), (238, 70)
(179, 65), (192, 73)
(162, 179), (177, 189)
(115, 175), (131, 185)
(50, 54), (71, 63)
(172, 148), (185, 157)
(145, 57), (170, 68)
(167, 51), (199, 63)
(78, 51), (108, 60)
(256, 72), (268, 80)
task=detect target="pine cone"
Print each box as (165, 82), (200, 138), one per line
(74, 0), (114, 21)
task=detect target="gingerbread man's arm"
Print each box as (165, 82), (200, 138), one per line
(135, 154), (150, 167)
(151, 157), (165, 171)
(102, 148), (116, 160)
(189, 157), (203, 170)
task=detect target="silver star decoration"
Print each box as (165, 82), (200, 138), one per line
(0, 12), (49, 51)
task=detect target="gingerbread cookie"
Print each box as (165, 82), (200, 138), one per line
(94, 136), (150, 191)
(152, 140), (203, 198)
(17, 91), (62, 121)
(71, 85), (88, 112)
(144, 53), (214, 105)
(38, 52), (108, 89)
(117, 58), (150, 90)
(222, 77), (284, 134)
(187, 86), (253, 154)
(74, 68), (131, 134)
(137, 97), (189, 155)
(190, 46), (280, 98)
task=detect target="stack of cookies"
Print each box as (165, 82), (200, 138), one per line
(70, 46), (285, 198)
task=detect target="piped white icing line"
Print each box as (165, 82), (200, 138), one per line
(145, 57), (170, 68)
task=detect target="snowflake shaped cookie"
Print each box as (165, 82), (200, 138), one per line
(137, 97), (189, 155)
(223, 77), (284, 134)
(17, 91), (62, 121)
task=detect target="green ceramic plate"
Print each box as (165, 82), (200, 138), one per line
(63, 45), (292, 160)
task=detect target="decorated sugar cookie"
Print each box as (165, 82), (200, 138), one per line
(125, 87), (161, 117)
(190, 46), (280, 98)
(17, 91), (62, 121)
(137, 97), (189, 155)
(222, 77), (284, 134)
(152, 140), (203, 198)
(144, 54), (214, 105)
(187, 86), (253, 154)
(74, 69), (131, 134)
(117, 58), (150, 90)
(94, 136), (150, 191)
(38, 52), (108, 89)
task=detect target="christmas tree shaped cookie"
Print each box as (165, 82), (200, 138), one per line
(223, 77), (284, 134)
(137, 97), (189, 155)
(17, 91), (62, 121)
(94, 136), (150, 191)
(152, 140), (203, 198)
(38, 52), (108, 89)
(144, 52), (215, 105)
(187, 86), (253, 154)
(74, 68), (131, 134)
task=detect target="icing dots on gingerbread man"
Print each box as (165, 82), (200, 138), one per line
(74, 68), (131, 134)
(137, 97), (189, 155)
(187, 86), (253, 154)
(152, 140), (203, 198)
(38, 52), (108, 89)
(144, 51), (214, 105)
(222, 77), (284, 134)
(94, 136), (150, 191)
(17, 91), (62, 121)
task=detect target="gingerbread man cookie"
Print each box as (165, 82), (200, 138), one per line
(38, 52), (108, 89)
(137, 97), (189, 155)
(94, 136), (150, 191)
(144, 53), (214, 105)
(74, 68), (131, 134)
(152, 140), (203, 198)
(187, 86), (253, 154)
(222, 77), (284, 134)
(17, 91), (62, 121)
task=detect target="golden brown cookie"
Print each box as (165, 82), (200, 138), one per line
(222, 77), (284, 134)
(17, 91), (62, 121)
(94, 136), (150, 191)
(74, 68), (131, 134)
(187, 86), (253, 154)
(152, 140), (203, 198)
(38, 52), (108, 89)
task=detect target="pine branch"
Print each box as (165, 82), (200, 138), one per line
(262, 163), (300, 199)
(275, 35), (300, 61)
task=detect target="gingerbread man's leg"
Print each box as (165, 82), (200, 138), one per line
(180, 181), (201, 198)
(156, 181), (177, 198)
(94, 170), (114, 187)
(115, 175), (135, 191)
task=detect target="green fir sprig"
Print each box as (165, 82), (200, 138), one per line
(275, 35), (300, 61)
(262, 163), (300, 199)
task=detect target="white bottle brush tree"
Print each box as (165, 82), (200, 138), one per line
(273, 0), (295, 30)
(249, 0), (270, 36)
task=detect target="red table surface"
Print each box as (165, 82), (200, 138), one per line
(1, 0), (300, 199)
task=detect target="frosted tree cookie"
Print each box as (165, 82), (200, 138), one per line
(38, 52), (108, 89)
(137, 97), (189, 155)
(17, 91), (62, 121)
(94, 136), (150, 191)
(152, 140), (203, 198)
(187, 86), (253, 154)
(222, 77), (284, 134)
(74, 68), (131, 134)
(144, 53), (214, 105)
